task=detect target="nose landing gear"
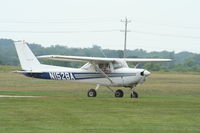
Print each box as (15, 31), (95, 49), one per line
(129, 86), (139, 98)
(130, 91), (138, 98)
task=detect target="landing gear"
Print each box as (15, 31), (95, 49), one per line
(106, 86), (124, 98)
(87, 84), (99, 97)
(129, 86), (139, 98)
(87, 89), (97, 97)
(130, 91), (138, 98)
(115, 89), (124, 98)
(87, 85), (139, 98)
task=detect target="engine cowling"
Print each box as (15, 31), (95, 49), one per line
(139, 70), (151, 83)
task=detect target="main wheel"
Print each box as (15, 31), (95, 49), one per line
(115, 89), (124, 98)
(130, 91), (138, 98)
(88, 89), (97, 97)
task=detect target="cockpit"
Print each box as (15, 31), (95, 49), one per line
(98, 63), (111, 73)
(81, 60), (129, 72)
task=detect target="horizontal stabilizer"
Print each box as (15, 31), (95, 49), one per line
(12, 70), (42, 73)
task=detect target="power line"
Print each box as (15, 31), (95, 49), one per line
(134, 20), (200, 30)
(0, 29), (200, 39)
(0, 29), (120, 33)
(132, 30), (200, 39)
(0, 18), (117, 24)
(1, 19), (200, 30)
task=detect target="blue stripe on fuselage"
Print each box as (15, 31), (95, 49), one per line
(24, 72), (136, 80)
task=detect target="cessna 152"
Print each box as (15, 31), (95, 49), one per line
(14, 41), (171, 98)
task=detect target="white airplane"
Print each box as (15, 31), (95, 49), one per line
(14, 41), (171, 98)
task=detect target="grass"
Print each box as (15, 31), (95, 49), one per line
(0, 65), (200, 133)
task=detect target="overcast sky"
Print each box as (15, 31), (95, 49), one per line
(0, 0), (200, 53)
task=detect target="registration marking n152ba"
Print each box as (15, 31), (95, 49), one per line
(49, 72), (75, 80)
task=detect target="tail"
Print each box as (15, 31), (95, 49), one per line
(14, 41), (41, 71)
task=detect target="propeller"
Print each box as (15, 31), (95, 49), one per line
(139, 70), (151, 83)
(140, 70), (150, 77)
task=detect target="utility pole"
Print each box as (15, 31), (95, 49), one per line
(121, 17), (131, 58)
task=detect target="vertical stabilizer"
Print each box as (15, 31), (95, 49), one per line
(14, 41), (41, 71)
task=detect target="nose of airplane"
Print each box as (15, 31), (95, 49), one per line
(144, 70), (151, 76)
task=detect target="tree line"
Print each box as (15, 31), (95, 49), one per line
(0, 39), (199, 72)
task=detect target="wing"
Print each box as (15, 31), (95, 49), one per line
(37, 55), (172, 63)
(37, 55), (115, 63)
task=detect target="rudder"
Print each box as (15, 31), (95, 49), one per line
(14, 41), (41, 71)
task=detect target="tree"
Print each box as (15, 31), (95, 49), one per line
(117, 50), (124, 58)
(0, 58), (3, 65)
(168, 51), (175, 69)
(143, 63), (161, 71)
(1, 38), (200, 72)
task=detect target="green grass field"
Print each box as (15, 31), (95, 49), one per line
(0, 65), (200, 133)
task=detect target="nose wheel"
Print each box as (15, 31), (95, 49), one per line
(130, 91), (138, 98)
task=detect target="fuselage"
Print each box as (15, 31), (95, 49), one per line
(23, 63), (150, 87)
(14, 41), (151, 88)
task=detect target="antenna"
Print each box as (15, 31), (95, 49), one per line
(121, 17), (131, 58)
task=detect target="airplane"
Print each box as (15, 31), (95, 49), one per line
(14, 41), (171, 98)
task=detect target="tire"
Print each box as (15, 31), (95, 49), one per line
(130, 91), (138, 98)
(88, 89), (97, 97)
(115, 89), (124, 98)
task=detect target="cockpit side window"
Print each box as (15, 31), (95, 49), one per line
(98, 63), (111, 73)
(113, 62), (123, 69)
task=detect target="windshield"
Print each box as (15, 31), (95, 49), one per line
(113, 62), (123, 69)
